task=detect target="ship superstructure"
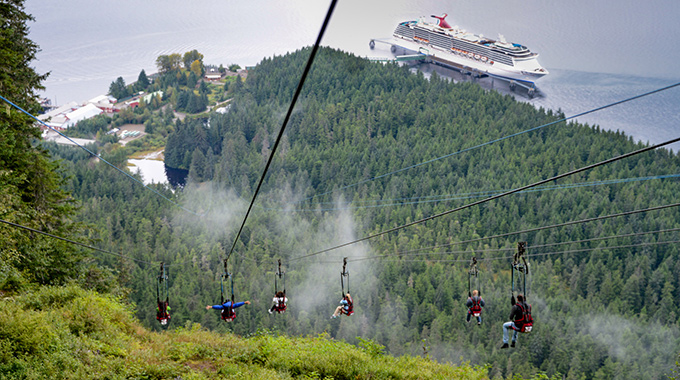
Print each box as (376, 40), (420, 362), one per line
(390, 14), (548, 85)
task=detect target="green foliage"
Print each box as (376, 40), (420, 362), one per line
(0, 285), (141, 379)
(175, 89), (207, 113)
(0, 0), (83, 290)
(356, 336), (385, 358)
(184, 49), (205, 70)
(50, 47), (680, 379)
(109, 76), (130, 99)
(0, 285), (487, 379)
(156, 53), (182, 74)
(66, 113), (111, 138)
(137, 69), (151, 91)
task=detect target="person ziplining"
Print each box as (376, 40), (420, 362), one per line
(269, 259), (288, 314)
(465, 257), (485, 325)
(155, 262), (171, 328)
(207, 259), (251, 322)
(206, 300), (251, 320)
(331, 258), (354, 318)
(501, 242), (534, 349)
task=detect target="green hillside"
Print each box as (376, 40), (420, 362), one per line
(0, 285), (489, 379)
(41, 46), (680, 379)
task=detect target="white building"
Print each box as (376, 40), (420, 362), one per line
(37, 94), (115, 130)
(141, 91), (163, 104)
(87, 94), (117, 112)
(62, 103), (103, 128)
(204, 68), (223, 81)
(38, 101), (79, 130)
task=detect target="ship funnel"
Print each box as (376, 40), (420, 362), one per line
(431, 14), (452, 29)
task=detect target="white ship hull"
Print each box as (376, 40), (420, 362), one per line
(391, 17), (548, 85)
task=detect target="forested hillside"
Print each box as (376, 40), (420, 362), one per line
(50, 46), (680, 379)
(0, 0), (85, 290)
(1, 2), (492, 378)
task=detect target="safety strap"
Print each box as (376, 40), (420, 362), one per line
(341, 257), (349, 296)
(468, 257), (479, 297)
(221, 259), (235, 310)
(275, 259), (286, 296)
(157, 262), (169, 304)
(512, 242), (529, 297)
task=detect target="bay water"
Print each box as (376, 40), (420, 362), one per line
(25, 0), (680, 184)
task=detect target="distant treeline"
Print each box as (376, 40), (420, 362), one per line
(59, 47), (680, 379)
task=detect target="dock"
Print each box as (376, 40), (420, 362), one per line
(368, 38), (538, 98)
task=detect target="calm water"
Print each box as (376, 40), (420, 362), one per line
(128, 159), (167, 185)
(26, 0), (680, 155)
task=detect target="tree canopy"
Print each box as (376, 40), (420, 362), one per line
(0, 0), (84, 289)
(63, 47), (680, 379)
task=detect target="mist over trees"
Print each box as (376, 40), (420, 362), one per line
(60, 47), (680, 378)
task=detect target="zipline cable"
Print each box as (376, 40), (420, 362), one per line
(289, 135), (680, 262)
(388, 202), (680, 256)
(0, 218), (155, 265)
(525, 239), (680, 259)
(360, 239), (680, 264)
(264, 173), (680, 212)
(0, 94), (200, 216)
(296, 82), (680, 203)
(225, 0), (337, 262)
(0, 218), (203, 268)
(529, 226), (680, 250)
(12, 155), (664, 269)
(346, 226), (680, 262)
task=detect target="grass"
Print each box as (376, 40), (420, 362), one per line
(0, 285), (491, 379)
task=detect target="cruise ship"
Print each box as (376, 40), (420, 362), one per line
(388, 14), (548, 85)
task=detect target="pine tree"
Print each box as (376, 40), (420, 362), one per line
(0, 0), (83, 289)
(136, 69), (150, 90)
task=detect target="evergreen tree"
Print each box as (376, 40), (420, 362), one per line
(0, 0), (83, 289)
(136, 69), (150, 90)
(108, 76), (128, 99)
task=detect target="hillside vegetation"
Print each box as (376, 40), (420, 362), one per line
(0, 285), (489, 379)
(45, 46), (680, 379)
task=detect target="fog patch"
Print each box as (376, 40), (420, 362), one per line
(587, 313), (680, 368)
(173, 182), (246, 238)
(290, 198), (374, 314)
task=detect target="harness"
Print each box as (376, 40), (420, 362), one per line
(273, 259), (287, 314)
(342, 296), (354, 316)
(510, 243), (533, 333)
(340, 258), (354, 316)
(511, 242), (529, 298)
(469, 297), (482, 316)
(220, 259), (236, 322)
(273, 296), (287, 313)
(156, 300), (169, 318)
(512, 302), (533, 333)
(156, 262), (170, 327)
(468, 257), (482, 316)
(221, 304), (235, 321)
